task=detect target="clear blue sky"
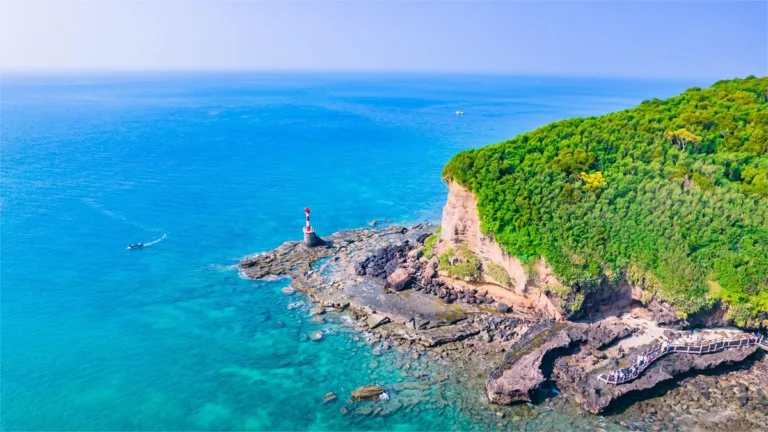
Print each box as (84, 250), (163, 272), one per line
(1, 0), (766, 78)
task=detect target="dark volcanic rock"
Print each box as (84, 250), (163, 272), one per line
(353, 242), (411, 281)
(418, 323), (480, 347)
(647, 299), (682, 326)
(567, 316), (633, 349)
(486, 318), (633, 406)
(416, 233), (431, 243)
(366, 314), (391, 329)
(556, 342), (760, 414)
(486, 321), (568, 404)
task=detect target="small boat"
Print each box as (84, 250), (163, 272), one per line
(127, 243), (144, 250)
(455, 110), (464, 115)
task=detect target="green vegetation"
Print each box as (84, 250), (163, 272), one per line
(443, 77), (768, 324)
(439, 245), (482, 281)
(521, 260), (539, 285)
(422, 235), (438, 259)
(570, 293), (585, 313)
(421, 225), (441, 259)
(549, 285), (573, 301)
(486, 262), (513, 287)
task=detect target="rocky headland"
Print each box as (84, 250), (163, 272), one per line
(238, 183), (767, 431)
(238, 78), (768, 430)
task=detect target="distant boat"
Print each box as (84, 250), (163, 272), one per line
(455, 110), (464, 116)
(127, 242), (144, 250)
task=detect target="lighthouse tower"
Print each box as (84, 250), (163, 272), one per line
(303, 207), (324, 247)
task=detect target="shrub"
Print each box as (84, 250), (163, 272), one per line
(641, 291), (654, 306)
(422, 234), (438, 259)
(570, 293), (585, 313)
(486, 262), (513, 287)
(439, 246), (482, 281)
(438, 248), (455, 271)
(421, 225), (442, 259)
(725, 303), (753, 327)
(522, 260), (540, 285)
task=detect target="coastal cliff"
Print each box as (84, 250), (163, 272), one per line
(430, 77), (768, 423)
(441, 77), (768, 327)
(437, 181), (565, 319)
(436, 180), (689, 325)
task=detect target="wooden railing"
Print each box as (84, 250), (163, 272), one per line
(598, 334), (765, 385)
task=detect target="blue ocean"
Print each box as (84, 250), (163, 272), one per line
(1, 73), (701, 431)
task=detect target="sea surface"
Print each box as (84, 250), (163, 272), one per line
(1, 73), (702, 431)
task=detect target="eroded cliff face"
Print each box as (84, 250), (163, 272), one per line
(437, 181), (695, 326)
(437, 181), (564, 320)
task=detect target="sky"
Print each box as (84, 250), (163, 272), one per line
(1, 0), (766, 79)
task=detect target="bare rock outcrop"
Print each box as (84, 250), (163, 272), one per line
(437, 181), (565, 319)
(486, 318), (633, 405)
(486, 321), (570, 404)
(556, 342), (760, 414)
(386, 267), (412, 291)
(238, 215), (765, 424)
(351, 385), (385, 400)
(366, 313), (391, 329)
(485, 313), (759, 414)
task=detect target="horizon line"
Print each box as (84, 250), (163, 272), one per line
(0, 67), (746, 82)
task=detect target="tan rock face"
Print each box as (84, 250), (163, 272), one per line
(385, 267), (412, 291)
(351, 385), (385, 400)
(438, 181), (563, 320)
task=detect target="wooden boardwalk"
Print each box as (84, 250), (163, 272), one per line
(598, 333), (767, 385)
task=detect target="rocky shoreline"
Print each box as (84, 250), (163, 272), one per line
(239, 224), (767, 431)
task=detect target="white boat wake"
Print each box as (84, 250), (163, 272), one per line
(81, 198), (163, 233)
(82, 198), (167, 249)
(143, 233), (167, 247)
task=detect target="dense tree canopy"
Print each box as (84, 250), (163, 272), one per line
(443, 77), (768, 324)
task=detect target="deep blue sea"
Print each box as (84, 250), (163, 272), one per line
(1, 73), (702, 431)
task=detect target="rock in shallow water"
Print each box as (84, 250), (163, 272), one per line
(352, 385), (386, 400)
(355, 406), (373, 416)
(309, 330), (324, 341)
(281, 287), (295, 295)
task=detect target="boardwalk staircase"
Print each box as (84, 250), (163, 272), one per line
(598, 334), (767, 385)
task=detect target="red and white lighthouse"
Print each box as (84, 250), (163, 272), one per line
(302, 207), (324, 247)
(304, 207), (312, 233)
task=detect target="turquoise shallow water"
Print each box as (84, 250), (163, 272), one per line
(1, 73), (700, 430)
